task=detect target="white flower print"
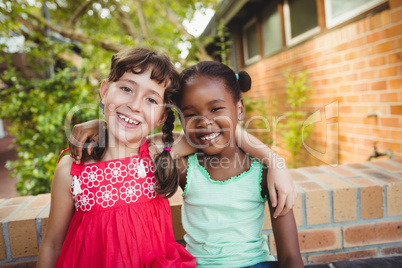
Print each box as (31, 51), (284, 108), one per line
(77, 188), (95, 211)
(142, 176), (157, 199)
(120, 180), (142, 203)
(96, 184), (119, 208)
(105, 161), (127, 183)
(128, 158), (149, 178)
(72, 175), (83, 196)
(149, 161), (154, 173)
(81, 166), (103, 188)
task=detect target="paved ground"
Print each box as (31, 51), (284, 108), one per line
(305, 255), (402, 267)
(0, 135), (19, 199)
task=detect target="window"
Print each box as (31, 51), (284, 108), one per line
(325, 0), (388, 28)
(262, 0), (282, 55)
(283, 0), (320, 45)
(242, 18), (260, 65)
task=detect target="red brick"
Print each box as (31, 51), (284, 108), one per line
(389, 79), (402, 89)
(367, 31), (385, 43)
(0, 205), (19, 222)
(343, 221), (402, 247)
(308, 249), (377, 264)
(0, 225), (5, 260)
(385, 23), (402, 38)
(370, 81), (387, 90)
(368, 55), (386, 67)
(297, 182), (330, 225)
(25, 194), (50, 209)
(8, 220), (38, 258)
(379, 67), (397, 78)
(3, 196), (30, 206)
(298, 227), (341, 253)
(323, 165), (358, 178)
(369, 161), (402, 173)
(380, 92), (400, 102)
(390, 9), (402, 23)
(391, 105), (402, 115)
(376, 40), (397, 53)
(313, 173), (357, 222)
(348, 177), (384, 219)
(380, 246), (402, 255)
(380, 117), (399, 127)
(388, 52), (402, 64)
(299, 167), (325, 174)
(289, 170), (312, 182)
(390, 0), (402, 9)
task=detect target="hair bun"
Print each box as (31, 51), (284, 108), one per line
(237, 71), (252, 93)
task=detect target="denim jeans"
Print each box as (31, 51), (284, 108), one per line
(243, 261), (278, 268)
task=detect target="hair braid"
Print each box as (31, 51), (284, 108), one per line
(154, 109), (178, 198)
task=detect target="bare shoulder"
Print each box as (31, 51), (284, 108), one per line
(53, 155), (74, 189)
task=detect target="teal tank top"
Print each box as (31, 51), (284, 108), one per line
(182, 153), (275, 267)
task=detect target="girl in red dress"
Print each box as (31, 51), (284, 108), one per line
(37, 48), (196, 267)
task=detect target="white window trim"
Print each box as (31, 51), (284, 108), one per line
(325, 0), (388, 28)
(242, 17), (261, 65)
(283, 0), (321, 46)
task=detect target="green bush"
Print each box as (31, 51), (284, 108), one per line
(0, 57), (99, 195)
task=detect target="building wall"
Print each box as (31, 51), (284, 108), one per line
(1, 159), (401, 266)
(241, 0), (401, 167)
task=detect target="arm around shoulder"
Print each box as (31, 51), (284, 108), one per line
(37, 156), (75, 268)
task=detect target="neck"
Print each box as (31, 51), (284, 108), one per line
(102, 136), (143, 161)
(204, 141), (245, 164)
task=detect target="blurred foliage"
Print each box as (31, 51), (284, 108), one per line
(0, 0), (218, 195)
(282, 70), (313, 168)
(243, 70), (313, 168)
(0, 52), (99, 195)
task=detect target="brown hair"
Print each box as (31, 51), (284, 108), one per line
(90, 47), (180, 198)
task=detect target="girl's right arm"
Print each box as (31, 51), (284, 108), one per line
(37, 156), (75, 268)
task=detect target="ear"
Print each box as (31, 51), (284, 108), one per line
(237, 98), (245, 121)
(157, 109), (169, 126)
(100, 80), (109, 104)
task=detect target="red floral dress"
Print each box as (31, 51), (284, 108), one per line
(55, 139), (195, 267)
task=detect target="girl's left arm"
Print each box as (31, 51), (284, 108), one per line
(236, 126), (297, 218)
(268, 204), (303, 268)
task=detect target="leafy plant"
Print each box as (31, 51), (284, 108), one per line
(281, 70), (313, 167)
(0, 49), (99, 195)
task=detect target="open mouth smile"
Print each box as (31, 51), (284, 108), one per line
(117, 113), (142, 127)
(199, 131), (222, 142)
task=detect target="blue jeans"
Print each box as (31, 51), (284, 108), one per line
(243, 261), (278, 268)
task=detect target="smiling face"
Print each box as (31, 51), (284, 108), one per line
(180, 75), (245, 156)
(101, 69), (167, 146)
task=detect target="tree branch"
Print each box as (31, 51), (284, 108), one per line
(21, 11), (125, 52)
(109, 0), (137, 41)
(154, 6), (212, 61)
(66, 0), (96, 29)
(135, 0), (149, 40)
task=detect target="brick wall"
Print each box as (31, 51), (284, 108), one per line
(1, 159), (402, 266)
(243, 0), (402, 167)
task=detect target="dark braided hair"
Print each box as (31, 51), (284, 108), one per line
(153, 109), (178, 198)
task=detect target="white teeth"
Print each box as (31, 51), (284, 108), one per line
(201, 132), (220, 141)
(118, 114), (140, 125)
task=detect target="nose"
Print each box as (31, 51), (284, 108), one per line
(126, 95), (142, 113)
(196, 115), (214, 128)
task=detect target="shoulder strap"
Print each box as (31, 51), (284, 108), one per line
(57, 148), (70, 164)
(139, 137), (151, 160)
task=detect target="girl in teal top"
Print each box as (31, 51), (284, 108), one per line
(175, 61), (303, 268)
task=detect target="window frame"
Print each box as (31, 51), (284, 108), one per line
(242, 17), (261, 65)
(283, 0), (321, 46)
(324, 0), (388, 28)
(261, 0), (283, 56)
